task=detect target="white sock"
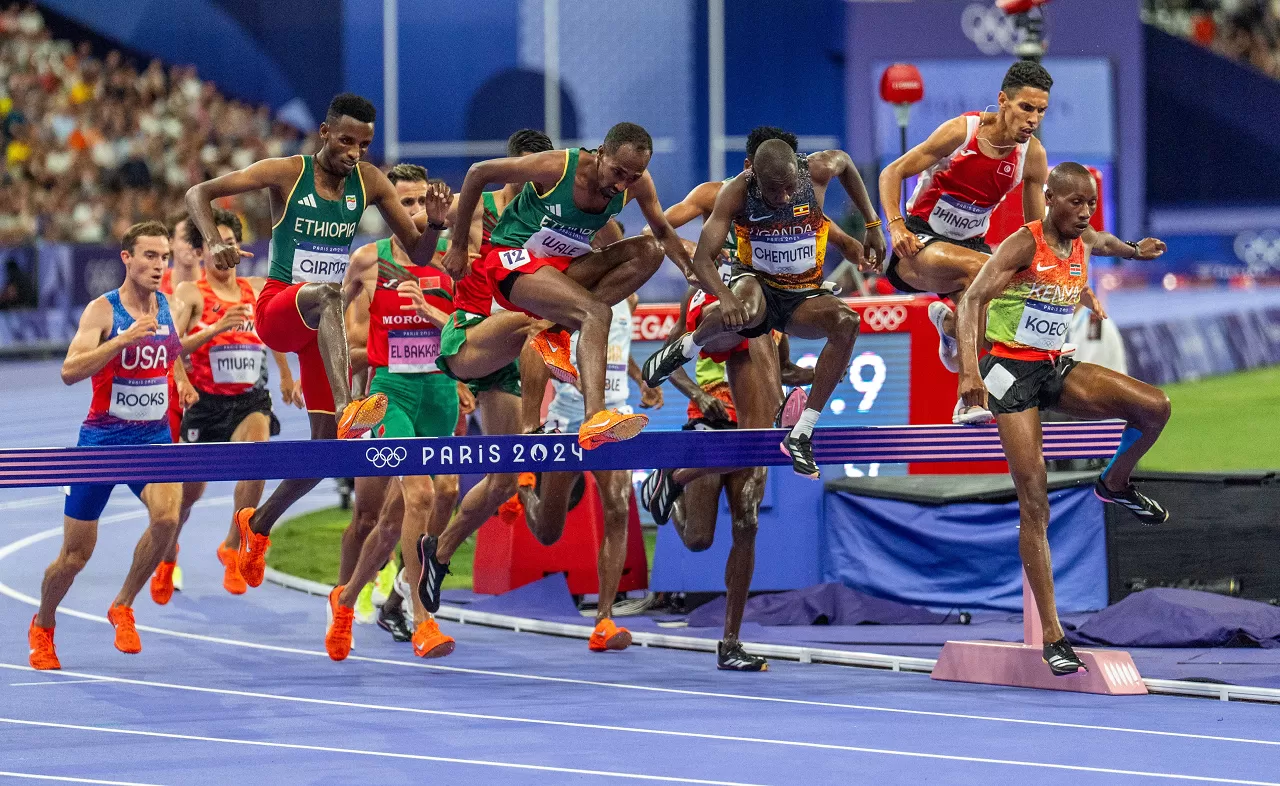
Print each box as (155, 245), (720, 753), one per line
(677, 332), (701, 360)
(790, 408), (820, 439)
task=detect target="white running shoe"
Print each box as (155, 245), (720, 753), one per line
(952, 398), (995, 425)
(928, 301), (960, 373)
(394, 567), (416, 621)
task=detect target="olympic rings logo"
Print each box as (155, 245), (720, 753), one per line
(862, 306), (908, 332)
(1233, 230), (1280, 273)
(366, 446), (407, 468)
(961, 3), (1018, 55)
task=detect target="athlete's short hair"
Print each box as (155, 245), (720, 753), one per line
(387, 163), (428, 185)
(752, 138), (797, 183)
(507, 129), (553, 156)
(121, 221), (169, 254)
(1046, 161), (1093, 193)
(326, 93), (377, 125)
(601, 122), (652, 155)
(1001, 61), (1053, 97)
(185, 209), (242, 250)
(746, 126), (799, 161)
(165, 211), (189, 239)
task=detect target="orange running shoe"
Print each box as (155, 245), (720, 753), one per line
(28, 616), (60, 670)
(498, 495), (525, 527)
(216, 544), (247, 595)
(325, 585), (355, 661)
(578, 409), (648, 450)
(532, 329), (578, 384)
(149, 560), (176, 605)
(234, 507), (270, 588)
(412, 617), (456, 658)
(337, 393), (389, 440)
(588, 618), (632, 652)
(108, 604), (141, 654)
(518, 472), (537, 488)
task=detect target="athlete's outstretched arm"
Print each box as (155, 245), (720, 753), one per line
(954, 228), (1037, 408)
(185, 157), (298, 271)
(1021, 138), (1049, 222)
(809, 149), (884, 266)
(1083, 227), (1168, 260)
(626, 172), (696, 280)
(173, 280), (247, 356)
(366, 165), (450, 268)
(441, 150), (571, 279)
(878, 117), (969, 259)
(342, 242), (381, 312)
(61, 298), (137, 385)
(693, 177), (751, 327)
(660, 181), (722, 230)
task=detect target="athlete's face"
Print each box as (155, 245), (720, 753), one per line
(122, 235), (171, 292)
(169, 219), (199, 270)
(394, 180), (429, 219)
(595, 144), (650, 199)
(1046, 176), (1097, 239)
(998, 86), (1049, 143)
(319, 115), (374, 176)
(757, 166), (799, 210)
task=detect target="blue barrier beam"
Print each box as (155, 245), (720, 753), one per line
(0, 422), (1125, 488)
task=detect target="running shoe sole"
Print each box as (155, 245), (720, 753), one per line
(338, 393), (389, 440)
(779, 442), (820, 480)
(579, 413), (648, 450)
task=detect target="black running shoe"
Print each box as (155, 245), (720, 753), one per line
(376, 604), (413, 643)
(1094, 479), (1169, 524)
(1043, 637), (1086, 676)
(645, 468), (684, 527)
(717, 640), (768, 672)
(780, 432), (820, 479)
(642, 334), (691, 387)
(639, 469), (661, 513)
(416, 535), (450, 614)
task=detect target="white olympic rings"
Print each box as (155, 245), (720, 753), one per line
(365, 446), (407, 468)
(862, 306), (908, 332)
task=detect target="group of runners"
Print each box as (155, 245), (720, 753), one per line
(29, 62), (1173, 679)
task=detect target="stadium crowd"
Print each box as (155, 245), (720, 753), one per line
(1146, 0), (1280, 79)
(0, 4), (310, 246)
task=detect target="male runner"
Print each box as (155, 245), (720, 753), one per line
(29, 222), (186, 669)
(878, 61), (1053, 422)
(185, 93), (448, 589)
(435, 122), (691, 450)
(324, 163), (459, 661)
(507, 293), (662, 651)
(157, 213), (204, 445)
(955, 163), (1170, 675)
(642, 139), (867, 478)
(148, 208), (297, 601)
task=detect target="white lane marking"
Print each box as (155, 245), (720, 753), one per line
(0, 718), (760, 786)
(2, 505), (1278, 751)
(8, 678), (107, 687)
(0, 715), (1274, 785)
(0, 772), (162, 786)
(0, 495), (65, 511)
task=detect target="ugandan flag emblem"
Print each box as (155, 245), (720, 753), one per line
(793, 203), (810, 217)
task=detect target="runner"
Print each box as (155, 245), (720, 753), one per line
(323, 163), (459, 661)
(156, 212), (204, 446)
(955, 162), (1170, 675)
(29, 222), (187, 669)
(641, 139), (867, 479)
(148, 208), (299, 602)
(878, 61), (1054, 423)
(508, 293), (663, 652)
(185, 92), (449, 589)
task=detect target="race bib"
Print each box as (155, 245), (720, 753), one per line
(1014, 299), (1073, 351)
(927, 194), (994, 241)
(717, 262), (733, 285)
(747, 232), (817, 275)
(292, 242), (350, 283)
(109, 377), (168, 421)
(210, 344), (265, 385)
(604, 362), (629, 404)
(388, 329), (442, 373)
(524, 225), (594, 259)
(498, 248), (530, 270)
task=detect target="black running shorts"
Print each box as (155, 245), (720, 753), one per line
(884, 215), (992, 295)
(978, 354), (1079, 415)
(180, 388), (280, 444)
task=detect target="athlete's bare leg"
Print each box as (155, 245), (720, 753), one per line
(721, 466), (765, 643)
(339, 474), (437, 608)
(778, 295), (859, 414)
(672, 474), (725, 552)
(166, 413), (271, 561)
(402, 474), (459, 624)
(519, 338), (551, 432)
(295, 282), (355, 413)
(508, 237), (663, 417)
(435, 390), (523, 563)
(1054, 364), (1171, 491)
(688, 275), (768, 346)
(893, 243), (990, 333)
(441, 311), (547, 382)
(248, 412), (335, 536)
(340, 475), (392, 585)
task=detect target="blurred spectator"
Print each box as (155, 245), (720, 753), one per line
(0, 258), (35, 309)
(1146, 0), (1280, 79)
(0, 4), (309, 245)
